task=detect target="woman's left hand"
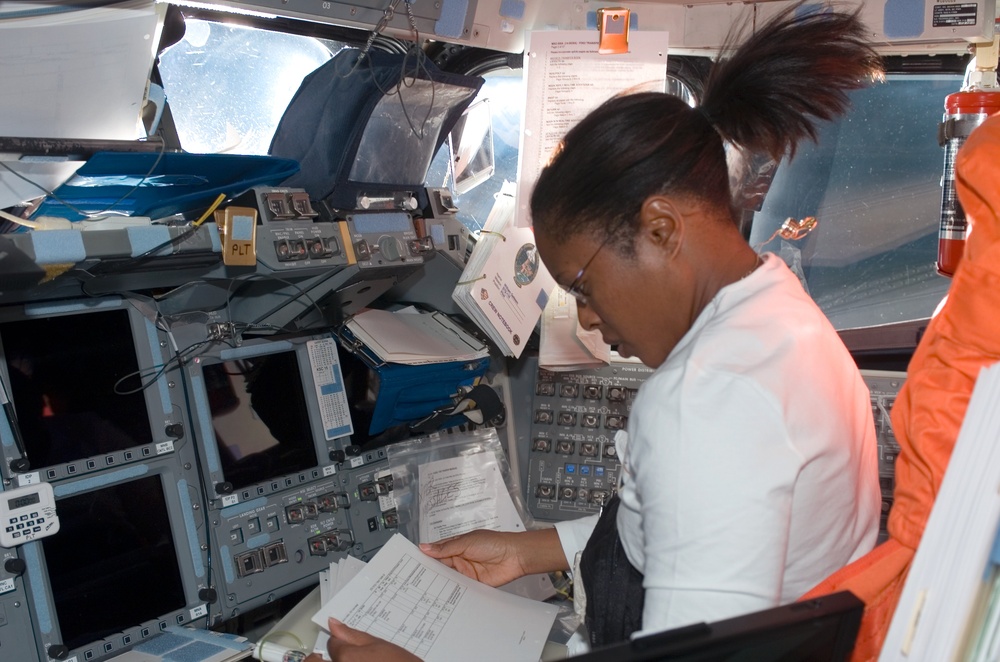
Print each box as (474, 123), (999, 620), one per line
(303, 618), (421, 662)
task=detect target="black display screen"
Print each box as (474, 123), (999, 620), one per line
(202, 350), (318, 490)
(41, 475), (187, 650)
(0, 308), (154, 468)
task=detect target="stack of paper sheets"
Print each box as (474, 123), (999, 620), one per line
(452, 181), (555, 359)
(345, 307), (488, 365)
(311, 534), (558, 661)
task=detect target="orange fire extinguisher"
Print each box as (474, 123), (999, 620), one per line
(936, 89), (1000, 276)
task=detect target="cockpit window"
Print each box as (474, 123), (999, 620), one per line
(427, 66), (700, 233)
(424, 68), (525, 231)
(158, 19), (347, 154)
(748, 72), (961, 330)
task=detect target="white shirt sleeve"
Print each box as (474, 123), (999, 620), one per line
(554, 513), (600, 570)
(620, 366), (804, 635)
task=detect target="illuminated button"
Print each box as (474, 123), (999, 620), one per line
(595, 466), (605, 477)
(565, 464), (576, 474)
(580, 466), (591, 476)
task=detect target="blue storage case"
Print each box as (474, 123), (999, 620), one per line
(338, 324), (490, 435)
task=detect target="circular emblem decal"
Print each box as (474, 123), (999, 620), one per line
(513, 243), (539, 287)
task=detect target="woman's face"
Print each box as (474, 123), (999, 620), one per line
(535, 225), (692, 369)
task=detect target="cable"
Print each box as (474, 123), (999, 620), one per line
(223, 264), (330, 343)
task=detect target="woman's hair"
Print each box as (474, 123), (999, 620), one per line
(529, 3), (882, 253)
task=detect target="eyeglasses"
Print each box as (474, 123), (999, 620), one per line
(561, 217), (629, 306)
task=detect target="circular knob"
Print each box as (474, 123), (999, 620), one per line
(214, 482), (233, 495)
(403, 196), (419, 210)
(5, 558), (27, 575)
(48, 645), (69, 660)
(377, 236), (402, 262)
(358, 196), (371, 210)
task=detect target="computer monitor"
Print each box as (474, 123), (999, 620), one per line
(189, 333), (352, 506)
(0, 299), (179, 481)
(568, 591), (864, 662)
(23, 469), (209, 661)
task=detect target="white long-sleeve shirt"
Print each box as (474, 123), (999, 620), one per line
(555, 255), (880, 636)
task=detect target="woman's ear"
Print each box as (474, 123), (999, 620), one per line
(639, 195), (684, 259)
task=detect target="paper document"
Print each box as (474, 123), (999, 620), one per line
(346, 308), (488, 365)
(452, 181), (556, 358)
(315, 555), (370, 656)
(0, 1), (162, 209)
(312, 534), (558, 662)
(418, 453), (525, 543)
(515, 30), (668, 228)
(540, 287), (611, 371)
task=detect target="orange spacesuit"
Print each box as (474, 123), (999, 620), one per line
(800, 111), (1000, 661)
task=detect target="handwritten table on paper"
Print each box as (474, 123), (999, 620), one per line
(347, 553), (463, 658)
(312, 534), (557, 661)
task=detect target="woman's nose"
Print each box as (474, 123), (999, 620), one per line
(577, 302), (602, 331)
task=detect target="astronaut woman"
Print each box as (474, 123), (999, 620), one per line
(310, 5), (884, 660)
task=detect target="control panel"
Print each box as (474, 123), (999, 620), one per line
(243, 187), (352, 271)
(861, 370), (906, 543)
(345, 211), (433, 268)
(212, 450), (397, 619)
(525, 359), (654, 522)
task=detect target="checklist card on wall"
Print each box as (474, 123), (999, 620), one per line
(307, 337), (353, 440)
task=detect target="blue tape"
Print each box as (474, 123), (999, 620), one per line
(127, 225), (173, 258)
(164, 640), (226, 661)
(190, 373), (220, 474)
(177, 478), (206, 578)
(221, 544), (235, 584)
(24, 296), (121, 316)
(435, 0), (470, 38)
(0, 408), (14, 450)
(30, 230), (86, 264)
(884, 0), (925, 38)
(246, 533), (271, 549)
(24, 543), (53, 632)
(499, 0), (525, 20)
(219, 340), (294, 361)
(586, 11), (639, 30)
(144, 316), (173, 416)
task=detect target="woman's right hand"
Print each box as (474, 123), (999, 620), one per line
(419, 528), (568, 587)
